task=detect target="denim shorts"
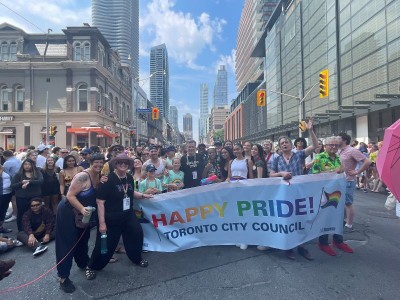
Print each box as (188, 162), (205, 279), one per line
(345, 181), (356, 206)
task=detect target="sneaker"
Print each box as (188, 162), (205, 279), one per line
(239, 244), (248, 250)
(13, 240), (23, 247)
(363, 188), (368, 193)
(60, 277), (76, 293)
(256, 245), (269, 251)
(4, 215), (16, 223)
(344, 224), (355, 233)
(333, 241), (353, 253)
(33, 245), (48, 256)
(318, 243), (337, 256)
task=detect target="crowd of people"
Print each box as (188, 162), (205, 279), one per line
(1, 119), (384, 292)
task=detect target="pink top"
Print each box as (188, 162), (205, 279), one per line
(339, 145), (367, 181)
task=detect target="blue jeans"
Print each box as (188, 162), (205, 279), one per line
(345, 181), (356, 206)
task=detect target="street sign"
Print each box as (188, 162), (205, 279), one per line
(375, 94), (400, 99)
(136, 108), (152, 113)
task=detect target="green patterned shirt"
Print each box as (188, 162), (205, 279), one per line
(311, 152), (341, 174)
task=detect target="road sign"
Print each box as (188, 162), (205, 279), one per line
(136, 108), (152, 113)
(375, 94), (400, 99)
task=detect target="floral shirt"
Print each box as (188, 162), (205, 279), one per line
(311, 152), (341, 174)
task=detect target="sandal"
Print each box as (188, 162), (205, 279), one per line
(109, 256), (118, 263)
(135, 259), (149, 268)
(115, 245), (126, 254)
(85, 267), (96, 280)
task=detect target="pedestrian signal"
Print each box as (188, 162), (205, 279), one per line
(299, 121), (307, 132)
(49, 125), (57, 136)
(257, 90), (266, 107)
(319, 69), (329, 98)
(152, 107), (159, 120)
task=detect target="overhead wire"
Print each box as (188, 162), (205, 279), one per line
(0, 1), (46, 33)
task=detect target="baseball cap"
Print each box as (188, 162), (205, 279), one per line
(37, 144), (50, 151)
(146, 163), (157, 172)
(214, 141), (222, 146)
(81, 148), (92, 155)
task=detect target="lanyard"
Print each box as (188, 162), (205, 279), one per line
(114, 171), (128, 197)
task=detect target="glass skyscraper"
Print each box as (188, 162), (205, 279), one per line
(92, 0), (139, 78)
(150, 44), (169, 118)
(169, 106), (179, 132)
(199, 83), (209, 143)
(213, 65), (228, 107)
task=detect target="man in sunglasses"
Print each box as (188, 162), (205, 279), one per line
(311, 136), (353, 256)
(101, 144), (124, 176)
(56, 149), (70, 170)
(17, 197), (55, 256)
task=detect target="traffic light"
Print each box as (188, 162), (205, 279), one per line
(319, 69), (329, 98)
(49, 125), (57, 136)
(152, 107), (159, 120)
(299, 121), (307, 132)
(130, 130), (135, 136)
(256, 90), (266, 106)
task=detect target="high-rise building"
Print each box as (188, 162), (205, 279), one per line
(199, 83), (209, 143)
(235, 0), (278, 92)
(213, 65), (228, 107)
(92, 0), (139, 78)
(183, 113), (193, 141)
(150, 44), (169, 119)
(169, 106), (179, 131)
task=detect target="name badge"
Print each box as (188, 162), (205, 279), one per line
(192, 171), (197, 180)
(123, 197), (130, 211)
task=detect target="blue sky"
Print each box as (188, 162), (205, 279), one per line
(0, 0), (244, 141)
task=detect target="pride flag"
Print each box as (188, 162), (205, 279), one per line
(320, 190), (341, 209)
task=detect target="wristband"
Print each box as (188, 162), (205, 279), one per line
(141, 193), (144, 198)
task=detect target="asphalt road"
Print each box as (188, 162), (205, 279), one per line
(0, 189), (399, 300)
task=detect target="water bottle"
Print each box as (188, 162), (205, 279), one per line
(100, 233), (108, 254)
(82, 206), (95, 224)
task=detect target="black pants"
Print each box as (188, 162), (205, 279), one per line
(16, 196), (33, 231)
(56, 199), (91, 279)
(319, 234), (343, 245)
(88, 213), (143, 270)
(0, 193), (12, 223)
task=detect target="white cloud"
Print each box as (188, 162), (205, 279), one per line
(0, 0), (90, 33)
(215, 48), (236, 75)
(140, 0), (227, 70)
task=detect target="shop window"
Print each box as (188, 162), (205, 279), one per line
(77, 83), (88, 111)
(15, 86), (24, 111)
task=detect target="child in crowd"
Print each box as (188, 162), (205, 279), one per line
(139, 164), (162, 195)
(163, 158), (184, 192)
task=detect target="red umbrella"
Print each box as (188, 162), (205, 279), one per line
(377, 118), (400, 201)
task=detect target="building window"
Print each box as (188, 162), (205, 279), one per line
(115, 98), (119, 120)
(77, 84), (88, 111)
(0, 87), (10, 111)
(10, 42), (17, 61)
(1, 42), (9, 61)
(15, 86), (24, 111)
(83, 42), (90, 61)
(74, 42), (81, 61)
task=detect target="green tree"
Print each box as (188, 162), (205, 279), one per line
(213, 129), (224, 142)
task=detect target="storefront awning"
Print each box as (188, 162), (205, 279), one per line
(0, 127), (16, 134)
(67, 127), (118, 138)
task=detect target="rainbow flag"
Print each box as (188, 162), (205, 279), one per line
(321, 191), (341, 209)
(134, 208), (150, 223)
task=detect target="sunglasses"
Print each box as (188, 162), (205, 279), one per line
(326, 144), (339, 147)
(117, 161), (129, 165)
(31, 203), (41, 207)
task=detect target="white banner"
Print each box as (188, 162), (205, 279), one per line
(135, 173), (346, 251)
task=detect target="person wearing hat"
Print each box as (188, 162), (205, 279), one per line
(36, 144), (50, 169)
(139, 164), (162, 195)
(142, 145), (166, 182)
(165, 146), (176, 170)
(86, 154), (153, 280)
(79, 148), (93, 169)
(101, 145), (124, 176)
